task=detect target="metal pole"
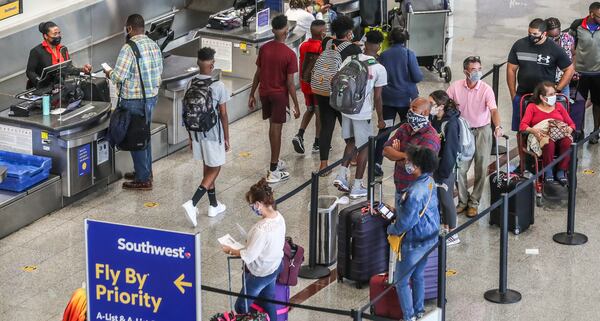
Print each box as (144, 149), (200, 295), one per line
(437, 235), (447, 321)
(553, 143), (588, 245)
(490, 63), (506, 155)
(299, 172), (331, 279)
(352, 309), (362, 321)
(367, 136), (376, 206)
(484, 193), (521, 304)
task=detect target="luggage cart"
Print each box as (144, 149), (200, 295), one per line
(392, 0), (452, 82)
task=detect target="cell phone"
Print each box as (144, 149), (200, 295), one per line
(378, 203), (394, 220)
(101, 63), (112, 72)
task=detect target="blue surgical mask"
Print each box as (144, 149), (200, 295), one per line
(405, 161), (416, 175)
(469, 71), (482, 82)
(250, 204), (262, 217)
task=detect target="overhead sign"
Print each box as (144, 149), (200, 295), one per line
(85, 220), (201, 321)
(0, 0), (22, 21)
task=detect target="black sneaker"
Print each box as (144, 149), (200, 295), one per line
(292, 135), (305, 154)
(311, 142), (320, 153)
(590, 135), (599, 145)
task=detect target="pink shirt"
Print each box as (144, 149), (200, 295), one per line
(446, 79), (497, 128)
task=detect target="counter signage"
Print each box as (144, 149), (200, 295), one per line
(256, 8), (270, 34)
(0, 0), (22, 21)
(78, 144), (91, 176)
(86, 220), (201, 321)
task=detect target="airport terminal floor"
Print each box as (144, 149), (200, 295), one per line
(1, 0), (600, 320)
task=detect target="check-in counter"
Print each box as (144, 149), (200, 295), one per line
(165, 20), (306, 129)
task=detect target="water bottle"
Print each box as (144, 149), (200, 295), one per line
(42, 95), (50, 116)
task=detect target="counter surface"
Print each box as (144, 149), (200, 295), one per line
(0, 101), (111, 133)
(162, 55), (200, 84)
(196, 20), (302, 44)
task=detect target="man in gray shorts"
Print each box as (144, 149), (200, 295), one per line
(182, 47), (231, 227)
(333, 31), (387, 198)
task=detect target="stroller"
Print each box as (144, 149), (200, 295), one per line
(517, 93), (572, 206)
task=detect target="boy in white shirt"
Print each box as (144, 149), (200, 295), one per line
(333, 30), (387, 198)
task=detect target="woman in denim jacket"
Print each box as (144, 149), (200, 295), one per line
(387, 146), (440, 321)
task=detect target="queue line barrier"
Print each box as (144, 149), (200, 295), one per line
(200, 62), (592, 320)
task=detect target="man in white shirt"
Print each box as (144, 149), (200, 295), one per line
(333, 31), (387, 198)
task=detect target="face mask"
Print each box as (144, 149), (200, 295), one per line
(469, 70), (482, 82)
(406, 110), (429, 132)
(405, 161), (416, 175)
(250, 204), (262, 217)
(545, 95), (557, 106)
(48, 36), (61, 46)
(528, 34), (543, 44)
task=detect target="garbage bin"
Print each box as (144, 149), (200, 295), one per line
(316, 195), (339, 266)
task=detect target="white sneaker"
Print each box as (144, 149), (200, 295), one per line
(182, 200), (198, 227)
(266, 169), (290, 183)
(277, 159), (288, 171)
(446, 234), (461, 246)
(349, 184), (368, 199)
(208, 201), (227, 217)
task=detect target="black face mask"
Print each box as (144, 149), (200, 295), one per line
(48, 36), (61, 46)
(528, 34), (543, 44)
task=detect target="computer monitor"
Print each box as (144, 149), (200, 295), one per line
(38, 60), (74, 88)
(146, 14), (175, 41)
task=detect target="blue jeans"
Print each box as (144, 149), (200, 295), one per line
(119, 96), (158, 182)
(394, 242), (433, 319)
(235, 264), (282, 321)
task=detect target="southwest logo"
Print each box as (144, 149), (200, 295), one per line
(117, 238), (191, 259)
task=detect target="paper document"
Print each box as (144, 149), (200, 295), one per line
(218, 234), (245, 250)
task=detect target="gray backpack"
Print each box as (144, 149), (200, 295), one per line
(310, 39), (351, 97)
(329, 55), (373, 115)
(441, 116), (475, 162)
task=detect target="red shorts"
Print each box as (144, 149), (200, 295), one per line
(261, 93), (289, 124)
(303, 93), (317, 110)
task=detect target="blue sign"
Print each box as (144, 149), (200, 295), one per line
(78, 144), (91, 176)
(86, 220), (201, 321)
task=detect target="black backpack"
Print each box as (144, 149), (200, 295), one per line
(182, 78), (219, 138)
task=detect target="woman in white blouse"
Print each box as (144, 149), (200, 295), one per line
(222, 178), (286, 321)
(285, 0), (315, 35)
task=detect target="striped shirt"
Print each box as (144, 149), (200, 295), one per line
(110, 35), (163, 99)
(384, 123), (441, 192)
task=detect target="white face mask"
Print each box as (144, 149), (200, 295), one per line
(545, 95), (557, 106)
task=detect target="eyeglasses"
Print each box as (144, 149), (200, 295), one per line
(465, 56), (481, 62)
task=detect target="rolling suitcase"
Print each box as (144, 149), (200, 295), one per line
(250, 283), (290, 321)
(370, 248), (438, 320)
(338, 184), (390, 288)
(489, 136), (535, 235)
(570, 82), (586, 141)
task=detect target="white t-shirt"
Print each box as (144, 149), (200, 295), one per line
(185, 74), (230, 142)
(341, 54), (388, 120)
(285, 8), (315, 36)
(240, 212), (286, 277)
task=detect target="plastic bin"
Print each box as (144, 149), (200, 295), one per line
(316, 195), (339, 266)
(0, 151), (52, 192)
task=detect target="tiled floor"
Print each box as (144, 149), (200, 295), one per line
(1, 0), (599, 320)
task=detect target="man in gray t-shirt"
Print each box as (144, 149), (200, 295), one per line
(182, 47), (231, 227)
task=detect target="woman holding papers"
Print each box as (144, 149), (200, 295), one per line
(222, 178), (286, 321)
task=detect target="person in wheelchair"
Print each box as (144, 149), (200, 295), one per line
(519, 81), (576, 183)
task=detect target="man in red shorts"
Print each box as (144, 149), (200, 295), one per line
(249, 15), (301, 183)
(292, 20), (326, 154)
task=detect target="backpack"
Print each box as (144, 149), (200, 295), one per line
(442, 116), (475, 162)
(301, 51), (320, 83)
(277, 237), (305, 286)
(310, 39), (351, 96)
(182, 78), (219, 139)
(107, 107), (130, 148)
(329, 55), (373, 115)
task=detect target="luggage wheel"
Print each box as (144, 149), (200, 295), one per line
(442, 66), (452, 83)
(536, 195), (543, 207)
(513, 228), (521, 235)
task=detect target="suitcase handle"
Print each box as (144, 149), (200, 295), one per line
(495, 134), (510, 185)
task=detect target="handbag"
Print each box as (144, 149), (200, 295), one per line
(547, 119), (570, 142)
(118, 40), (151, 151)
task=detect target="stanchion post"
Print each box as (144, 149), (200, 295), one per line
(490, 63), (506, 155)
(367, 136), (376, 206)
(553, 143), (588, 245)
(437, 235), (447, 321)
(299, 172), (331, 279)
(484, 193), (522, 304)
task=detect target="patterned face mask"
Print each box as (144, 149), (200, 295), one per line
(406, 110), (429, 132)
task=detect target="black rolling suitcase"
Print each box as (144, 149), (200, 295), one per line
(489, 135), (535, 235)
(337, 184), (390, 288)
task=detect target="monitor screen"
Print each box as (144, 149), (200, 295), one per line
(38, 60), (74, 88)
(146, 14), (175, 41)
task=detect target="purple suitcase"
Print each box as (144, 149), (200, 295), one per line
(424, 248), (438, 300)
(250, 283), (290, 321)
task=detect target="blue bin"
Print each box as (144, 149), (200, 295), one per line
(0, 151), (52, 192)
